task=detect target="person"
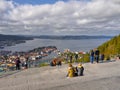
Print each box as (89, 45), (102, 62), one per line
(65, 54), (69, 63)
(50, 58), (57, 66)
(77, 63), (84, 76)
(75, 53), (78, 62)
(94, 49), (100, 63)
(56, 59), (62, 66)
(50, 61), (54, 66)
(100, 54), (104, 62)
(24, 59), (28, 69)
(67, 63), (75, 77)
(69, 55), (73, 63)
(74, 66), (78, 76)
(50, 60), (56, 66)
(15, 57), (21, 70)
(90, 49), (94, 64)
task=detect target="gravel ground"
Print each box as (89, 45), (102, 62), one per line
(0, 60), (120, 90)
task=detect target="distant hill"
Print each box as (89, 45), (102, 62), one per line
(0, 34), (33, 48)
(0, 34), (33, 41)
(35, 35), (112, 40)
(98, 34), (120, 57)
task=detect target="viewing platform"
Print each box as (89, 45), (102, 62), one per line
(0, 60), (120, 90)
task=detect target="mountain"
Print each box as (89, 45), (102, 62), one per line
(35, 35), (112, 40)
(0, 34), (33, 48)
(98, 34), (120, 57)
(0, 34), (33, 41)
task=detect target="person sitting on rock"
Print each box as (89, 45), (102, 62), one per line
(77, 63), (84, 76)
(50, 58), (57, 66)
(67, 63), (75, 77)
(74, 66), (78, 76)
(56, 59), (62, 66)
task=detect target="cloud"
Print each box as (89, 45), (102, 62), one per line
(0, 0), (120, 35)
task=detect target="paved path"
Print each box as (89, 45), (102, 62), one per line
(0, 60), (120, 90)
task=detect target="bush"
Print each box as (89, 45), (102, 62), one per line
(78, 54), (90, 63)
(39, 63), (49, 67)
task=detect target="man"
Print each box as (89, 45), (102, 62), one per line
(95, 49), (100, 63)
(16, 57), (21, 70)
(90, 49), (94, 64)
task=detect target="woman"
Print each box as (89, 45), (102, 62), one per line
(67, 64), (75, 77)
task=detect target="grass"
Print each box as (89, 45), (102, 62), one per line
(39, 62), (49, 67)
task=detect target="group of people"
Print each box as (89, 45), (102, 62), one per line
(15, 57), (28, 70)
(90, 49), (104, 64)
(67, 63), (84, 78)
(50, 57), (62, 66)
(65, 53), (79, 63)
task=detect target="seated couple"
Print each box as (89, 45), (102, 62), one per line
(67, 63), (84, 78)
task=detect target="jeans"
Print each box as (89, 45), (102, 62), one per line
(90, 56), (94, 63)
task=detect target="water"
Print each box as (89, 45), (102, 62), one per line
(0, 38), (110, 72)
(1, 38), (110, 52)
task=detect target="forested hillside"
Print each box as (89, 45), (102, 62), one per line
(98, 34), (120, 57)
(0, 34), (33, 41)
(0, 34), (33, 47)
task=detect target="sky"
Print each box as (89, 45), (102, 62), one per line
(0, 0), (120, 36)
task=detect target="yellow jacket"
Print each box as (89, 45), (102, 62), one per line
(68, 67), (75, 77)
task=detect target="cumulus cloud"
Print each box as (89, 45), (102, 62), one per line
(0, 0), (120, 35)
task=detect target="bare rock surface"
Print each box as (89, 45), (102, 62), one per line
(0, 60), (120, 90)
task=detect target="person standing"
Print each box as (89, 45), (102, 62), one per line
(65, 54), (69, 63)
(90, 50), (94, 64)
(24, 59), (28, 69)
(15, 57), (21, 70)
(100, 54), (105, 62)
(70, 55), (73, 63)
(95, 49), (100, 63)
(75, 52), (79, 62)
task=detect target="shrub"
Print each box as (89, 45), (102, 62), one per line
(39, 63), (49, 67)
